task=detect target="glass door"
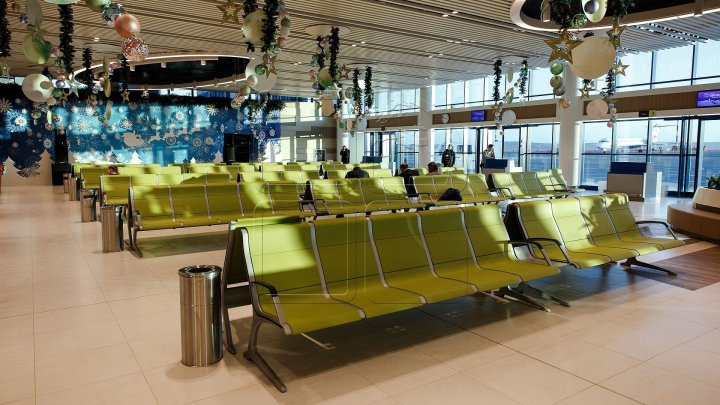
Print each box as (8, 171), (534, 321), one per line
(697, 118), (720, 191)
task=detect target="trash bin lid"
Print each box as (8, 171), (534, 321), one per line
(178, 265), (222, 278)
(178, 265), (222, 306)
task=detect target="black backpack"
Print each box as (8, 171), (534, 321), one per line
(438, 188), (462, 201)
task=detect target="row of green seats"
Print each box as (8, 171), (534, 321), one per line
(128, 182), (313, 256)
(324, 169), (394, 179)
(240, 171), (323, 183)
(505, 193), (684, 271)
(101, 173), (233, 206)
(412, 174), (506, 206)
(490, 169), (580, 199)
(223, 205), (564, 391)
(308, 177), (425, 215)
(118, 165), (181, 175)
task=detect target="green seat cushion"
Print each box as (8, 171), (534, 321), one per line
(382, 267), (475, 303)
(590, 235), (661, 255)
(617, 233), (684, 249)
(326, 276), (424, 318)
(233, 215), (300, 227)
(476, 254), (560, 281)
(137, 217), (176, 230)
(434, 260), (520, 292)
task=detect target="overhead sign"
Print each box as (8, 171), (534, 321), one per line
(470, 110), (486, 122)
(698, 90), (720, 108)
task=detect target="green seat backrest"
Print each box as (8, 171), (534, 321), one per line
(236, 164), (256, 173)
(548, 198), (592, 243)
(493, 173), (523, 197)
(156, 174), (183, 185)
(244, 222), (321, 293)
(72, 163), (92, 177)
(80, 167), (106, 189)
(337, 179), (365, 207)
(267, 182), (302, 213)
(418, 209), (474, 266)
(240, 172), (264, 182)
(262, 172), (283, 182)
(284, 165), (302, 171)
(303, 171), (321, 180)
(360, 178), (388, 209)
(261, 165), (285, 172)
(118, 166), (145, 176)
(550, 168), (568, 188)
(206, 183), (243, 217)
(372, 169), (393, 178)
(238, 182), (272, 214)
(208, 166), (230, 174)
(603, 193), (639, 235)
(466, 174), (490, 197)
(313, 218), (379, 283)
(382, 177), (409, 203)
(578, 195), (617, 238)
(280, 171), (304, 183)
(369, 213), (430, 274)
(186, 166), (208, 174)
(462, 205), (511, 257)
(205, 173), (232, 184)
(131, 186), (173, 219)
(310, 180), (344, 210)
(514, 200), (565, 242)
(170, 184), (209, 219)
(413, 176), (438, 197)
(433, 175), (458, 197)
(537, 171), (557, 192)
(417, 168), (429, 176)
(511, 173), (530, 194)
(522, 172), (544, 193)
(326, 170), (346, 180)
(101, 175), (132, 204)
(181, 173), (207, 184)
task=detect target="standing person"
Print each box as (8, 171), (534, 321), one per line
(340, 146), (350, 164)
(441, 144), (456, 167)
(481, 144), (495, 168)
(427, 162), (441, 175)
(345, 165), (369, 179)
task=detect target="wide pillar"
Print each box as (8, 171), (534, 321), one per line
(558, 67), (582, 187)
(418, 86), (433, 168)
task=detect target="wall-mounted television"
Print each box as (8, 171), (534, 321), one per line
(697, 90), (720, 108)
(471, 110), (486, 122)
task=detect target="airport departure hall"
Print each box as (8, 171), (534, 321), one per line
(5, 0), (720, 403)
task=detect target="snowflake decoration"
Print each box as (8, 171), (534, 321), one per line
(83, 106), (95, 116)
(184, 135), (190, 141)
(192, 137), (202, 147)
(70, 105), (79, 113)
(175, 111), (185, 121)
(128, 102), (138, 111)
(204, 137), (214, 146)
(14, 98), (21, 104)
(18, 166), (41, 178)
(14, 115), (27, 128)
(44, 122), (54, 131)
(43, 139), (53, 149)
(76, 120), (90, 132)
(120, 118), (133, 129)
(101, 134), (107, 140)
(207, 105), (219, 116)
(162, 107), (170, 115)
(0, 98), (12, 114)
(150, 106), (162, 113)
(21, 108), (27, 114)
(256, 131), (266, 141)
(235, 123), (243, 131)
(269, 128), (276, 137)
(115, 133), (122, 140)
(220, 124), (225, 132)
(166, 136), (178, 145)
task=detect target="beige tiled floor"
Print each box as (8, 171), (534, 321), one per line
(1, 186), (720, 404)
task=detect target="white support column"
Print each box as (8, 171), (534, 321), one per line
(418, 86), (433, 168)
(558, 68), (582, 187)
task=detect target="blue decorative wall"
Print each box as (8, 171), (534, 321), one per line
(0, 87), (280, 178)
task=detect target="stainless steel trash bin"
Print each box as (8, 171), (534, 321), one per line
(80, 190), (96, 222)
(101, 206), (124, 252)
(63, 173), (69, 193)
(68, 177), (79, 201)
(179, 265), (223, 367)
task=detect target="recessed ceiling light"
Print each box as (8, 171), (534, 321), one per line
(351, 44), (357, 47)
(160, 62), (166, 68)
(93, 37), (100, 42)
(438, 53), (444, 56)
(200, 60), (206, 66)
(360, 41), (366, 44)
(451, 10), (459, 14)
(441, 14), (449, 17)
(428, 55), (433, 58)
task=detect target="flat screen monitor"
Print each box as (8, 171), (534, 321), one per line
(697, 90), (720, 108)
(471, 110), (486, 122)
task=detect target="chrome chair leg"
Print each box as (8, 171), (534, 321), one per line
(244, 316), (287, 393)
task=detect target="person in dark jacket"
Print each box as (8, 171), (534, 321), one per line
(441, 144), (456, 167)
(345, 166), (369, 179)
(340, 146), (350, 164)
(396, 163), (420, 195)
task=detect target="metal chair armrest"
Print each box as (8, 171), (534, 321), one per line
(523, 237), (578, 268)
(507, 240), (552, 265)
(636, 220), (679, 239)
(249, 281), (279, 297)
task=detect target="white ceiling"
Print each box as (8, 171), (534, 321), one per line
(5, 0), (720, 97)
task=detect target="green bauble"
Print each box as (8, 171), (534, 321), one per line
(239, 85), (252, 96)
(550, 75), (564, 89)
(280, 18), (291, 28)
(572, 14), (588, 28)
(22, 35), (50, 65)
(317, 69), (334, 89)
(52, 88), (63, 98)
(550, 62), (564, 76)
(85, 0), (110, 12)
(254, 64), (268, 76)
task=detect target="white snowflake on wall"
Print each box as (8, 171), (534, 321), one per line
(76, 120), (90, 132)
(192, 137), (202, 147)
(0, 98), (12, 114)
(70, 105), (79, 113)
(175, 111), (185, 121)
(166, 136), (177, 145)
(205, 137), (214, 145)
(128, 102), (138, 111)
(120, 118), (133, 129)
(207, 105), (218, 116)
(14, 116), (27, 128)
(83, 106), (95, 116)
(44, 122), (54, 131)
(43, 139), (53, 149)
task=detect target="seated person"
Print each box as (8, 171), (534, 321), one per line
(427, 162), (441, 175)
(107, 165), (119, 175)
(345, 165), (369, 179)
(396, 163), (420, 196)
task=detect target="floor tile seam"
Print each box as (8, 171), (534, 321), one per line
(640, 343), (720, 389)
(614, 304), (720, 335)
(552, 384), (642, 405)
(385, 371), (505, 400)
(596, 361), (720, 398)
(34, 369), (144, 399)
(32, 318), (126, 339)
(183, 383), (266, 405)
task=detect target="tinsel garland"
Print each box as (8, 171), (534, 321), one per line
(243, 0), (257, 18)
(352, 68), (362, 113)
(120, 55), (130, 91)
(42, 66), (50, 77)
(604, 70), (616, 97)
(260, 0), (278, 54)
(364, 66), (373, 110)
(82, 48), (93, 88)
(549, 0), (574, 29)
(608, 0), (635, 19)
(492, 59), (502, 105)
(0, 0), (10, 57)
(334, 88), (343, 115)
(316, 37), (325, 69)
(328, 26), (339, 82)
(518, 60), (529, 97)
(58, 5), (75, 73)
(243, 97), (285, 121)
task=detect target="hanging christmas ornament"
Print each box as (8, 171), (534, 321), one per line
(606, 19), (626, 48)
(558, 96), (571, 109)
(586, 99), (609, 119)
(22, 32), (51, 64)
(114, 13), (140, 38)
(22, 73), (53, 102)
(101, 3), (125, 26)
(583, 0), (607, 22)
(57, 4), (75, 73)
(85, 0), (110, 12)
(25, 0), (43, 25)
(613, 59), (629, 76)
(121, 35), (148, 61)
(550, 62), (564, 76)
(217, 0), (240, 24)
(550, 75), (563, 89)
(545, 30), (581, 63)
(569, 36), (616, 80)
(242, 9), (264, 46)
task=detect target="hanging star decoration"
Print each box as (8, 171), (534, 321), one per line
(217, 0), (240, 24)
(607, 20), (626, 48)
(67, 76), (81, 98)
(545, 30), (581, 63)
(0, 61), (10, 79)
(59, 91), (69, 103)
(613, 59), (629, 76)
(579, 86), (591, 99)
(141, 90), (149, 98)
(121, 89), (130, 102)
(339, 65), (351, 81)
